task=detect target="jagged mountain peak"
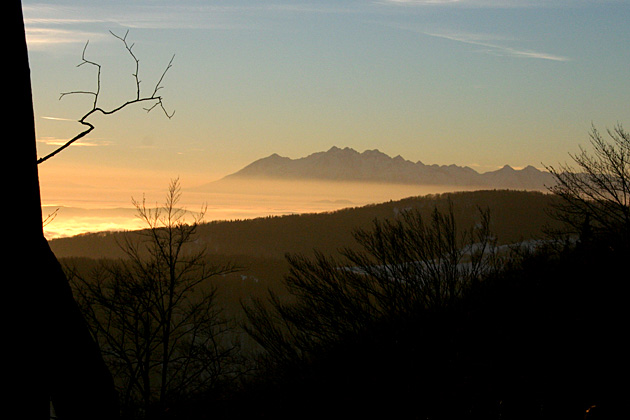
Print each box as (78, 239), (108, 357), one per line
(523, 165), (542, 171)
(221, 147), (554, 190)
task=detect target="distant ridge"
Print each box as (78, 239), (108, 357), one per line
(220, 146), (555, 190)
(50, 190), (560, 259)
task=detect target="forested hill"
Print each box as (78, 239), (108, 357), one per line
(49, 190), (562, 260)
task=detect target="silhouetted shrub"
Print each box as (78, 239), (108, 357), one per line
(226, 222), (626, 419)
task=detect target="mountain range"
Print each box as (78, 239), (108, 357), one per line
(220, 146), (555, 190)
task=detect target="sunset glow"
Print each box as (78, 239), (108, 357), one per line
(23, 0), (630, 237)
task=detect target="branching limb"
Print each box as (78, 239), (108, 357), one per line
(37, 31), (175, 165)
(546, 123), (630, 244)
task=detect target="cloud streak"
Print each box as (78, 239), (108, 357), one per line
(41, 116), (77, 121)
(372, 17), (571, 62)
(22, 4), (118, 49)
(423, 31), (571, 61)
(38, 137), (107, 147)
(22, 2), (275, 49)
(382, 0), (579, 7)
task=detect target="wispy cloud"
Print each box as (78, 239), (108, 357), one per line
(382, 0), (557, 7)
(38, 115), (112, 146)
(41, 116), (77, 122)
(424, 31), (571, 61)
(385, 0), (465, 4)
(382, 0), (623, 8)
(22, 5), (115, 49)
(23, 1), (363, 37)
(22, 2), (268, 48)
(38, 137), (109, 147)
(24, 26), (108, 49)
(376, 19), (570, 62)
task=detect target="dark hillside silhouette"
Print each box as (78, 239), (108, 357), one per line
(52, 190), (562, 322)
(203, 227), (625, 420)
(50, 189), (561, 261)
(57, 185), (624, 419)
(53, 190), (563, 324)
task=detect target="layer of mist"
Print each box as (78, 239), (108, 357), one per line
(43, 179), (486, 239)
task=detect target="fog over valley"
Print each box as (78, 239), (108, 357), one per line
(43, 178), (483, 239)
(42, 147), (553, 238)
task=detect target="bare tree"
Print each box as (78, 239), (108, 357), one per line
(70, 179), (242, 419)
(37, 30), (174, 164)
(243, 203), (501, 365)
(546, 124), (630, 247)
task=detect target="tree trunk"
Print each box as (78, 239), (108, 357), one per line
(11, 1), (119, 418)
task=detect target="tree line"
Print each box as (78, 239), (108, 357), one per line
(50, 189), (562, 261)
(58, 124), (629, 420)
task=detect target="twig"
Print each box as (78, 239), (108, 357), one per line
(37, 31), (174, 165)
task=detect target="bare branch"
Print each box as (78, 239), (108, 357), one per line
(37, 31), (175, 165)
(546, 123), (630, 245)
(36, 120), (95, 164)
(151, 54), (175, 99)
(109, 30), (141, 100)
(43, 207), (59, 227)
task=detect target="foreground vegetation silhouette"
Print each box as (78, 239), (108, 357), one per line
(14, 8), (175, 417)
(177, 125), (627, 420)
(62, 191), (627, 418)
(215, 236), (624, 420)
(56, 111), (627, 420)
(546, 123), (630, 249)
(68, 180), (244, 419)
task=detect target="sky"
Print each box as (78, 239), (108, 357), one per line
(23, 0), (630, 215)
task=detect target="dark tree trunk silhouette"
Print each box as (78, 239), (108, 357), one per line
(11, 1), (118, 418)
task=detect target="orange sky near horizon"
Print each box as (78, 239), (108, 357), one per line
(25, 0), (630, 238)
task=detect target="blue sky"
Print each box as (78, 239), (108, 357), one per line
(23, 0), (630, 192)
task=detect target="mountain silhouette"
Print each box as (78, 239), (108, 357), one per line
(220, 146), (555, 190)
